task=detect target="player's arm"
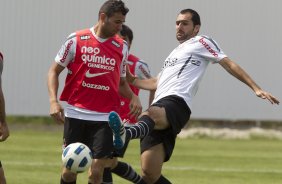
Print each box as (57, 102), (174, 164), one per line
(128, 74), (158, 91)
(119, 77), (142, 118)
(148, 90), (155, 106)
(126, 65), (158, 90)
(120, 44), (142, 117)
(48, 35), (76, 123)
(47, 63), (65, 123)
(219, 57), (279, 104)
(0, 55), (9, 142)
(135, 61), (156, 105)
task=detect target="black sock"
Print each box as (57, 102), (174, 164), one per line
(126, 115), (155, 139)
(154, 175), (171, 184)
(112, 161), (144, 183)
(60, 177), (76, 184)
(102, 167), (113, 184)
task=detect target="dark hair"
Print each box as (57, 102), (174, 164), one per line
(120, 24), (133, 44)
(179, 9), (201, 26)
(99, 0), (129, 17)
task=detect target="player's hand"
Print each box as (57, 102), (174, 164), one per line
(126, 69), (137, 84)
(255, 90), (280, 105)
(128, 94), (142, 119)
(0, 122), (10, 142)
(50, 102), (65, 124)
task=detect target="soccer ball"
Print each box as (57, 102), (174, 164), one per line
(62, 142), (93, 173)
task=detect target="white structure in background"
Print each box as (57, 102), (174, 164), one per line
(0, 0), (281, 121)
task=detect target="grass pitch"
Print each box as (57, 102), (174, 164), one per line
(1, 127), (282, 184)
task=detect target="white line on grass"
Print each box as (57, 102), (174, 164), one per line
(4, 161), (282, 174)
(163, 166), (282, 174)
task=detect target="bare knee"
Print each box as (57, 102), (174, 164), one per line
(146, 106), (169, 130)
(88, 167), (101, 183)
(61, 168), (77, 182)
(108, 157), (118, 169)
(141, 144), (165, 184)
(141, 168), (160, 184)
(88, 159), (109, 184)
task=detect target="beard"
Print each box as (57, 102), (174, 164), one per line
(176, 30), (194, 43)
(176, 32), (188, 43)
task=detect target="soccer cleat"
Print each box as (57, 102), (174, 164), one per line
(108, 111), (126, 149)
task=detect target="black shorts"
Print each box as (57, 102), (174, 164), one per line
(141, 95), (191, 162)
(64, 117), (114, 159)
(0, 161), (2, 167)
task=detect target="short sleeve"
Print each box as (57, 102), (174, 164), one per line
(55, 33), (77, 67)
(120, 43), (129, 78)
(135, 60), (152, 79)
(198, 36), (227, 63)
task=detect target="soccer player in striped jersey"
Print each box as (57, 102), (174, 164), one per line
(108, 9), (280, 184)
(0, 52), (9, 184)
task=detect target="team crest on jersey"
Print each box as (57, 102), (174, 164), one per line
(191, 60), (201, 66)
(111, 40), (120, 48)
(80, 35), (90, 40)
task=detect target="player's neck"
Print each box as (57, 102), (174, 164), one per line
(94, 24), (109, 39)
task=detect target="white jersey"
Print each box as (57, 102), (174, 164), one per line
(153, 35), (227, 110)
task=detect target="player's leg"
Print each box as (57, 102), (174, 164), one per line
(61, 117), (86, 183)
(61, 168), (77, 184)
(89, 158), (111, 184)
(111, 160), (145, 184)
(127, 105), (169, 137)
(140, 127), (175, 184)
(140, 143), (170, 184)
(87, 122), (114, 184)
(102, 166), (113, 184)
(0, 161), (7, 184)
(103, 135), (145, 184)
(108, 106), (168, 148)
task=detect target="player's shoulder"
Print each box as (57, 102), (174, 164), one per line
(137, 59), (149, 67)
(66, 28), (92, 41)
(66, 32), (77, 41)
(109, 34), (128, 50)
(197, 35), (219, 44)
(196, 35), (221, 51)
(194, 35), (215, 41)
(75, 28), (91, 36)
(128, 54), (148, 66)
(128, 54), (139, 62)
(135, 57), (151, 78)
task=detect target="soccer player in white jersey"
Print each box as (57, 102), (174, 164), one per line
(47, 1), (142, 184)
(0, 52), (9, 184)
(108, 9), (280, 184)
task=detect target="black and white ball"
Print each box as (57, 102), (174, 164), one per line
(62, 142), (92, 173)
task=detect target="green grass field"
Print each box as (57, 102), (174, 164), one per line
(1, 127), (282, 184)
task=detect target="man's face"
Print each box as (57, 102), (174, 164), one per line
(175, 13), (199, 43)
(101, 12), (125, 38)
